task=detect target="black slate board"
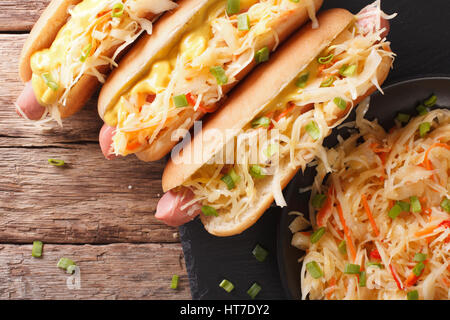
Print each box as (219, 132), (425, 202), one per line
(179, 0), (450, 300)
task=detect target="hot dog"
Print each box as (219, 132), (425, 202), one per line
(16, 0), (177, 124)
(97, 0), (323, 160)
(156, 2), (396, 236)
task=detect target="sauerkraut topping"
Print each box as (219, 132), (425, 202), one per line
(108, 0), (318, 156)
(181, 20), (394, 223)
(293, 106), (450, 300)
(30, 0), (175, 124)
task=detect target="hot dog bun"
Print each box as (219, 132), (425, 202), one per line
(98, 0), (323, 162)
(161, 8), (393, 236)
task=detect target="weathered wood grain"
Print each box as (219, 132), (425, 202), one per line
(0, 0), (49, 32)
(0, 243), (190, 299)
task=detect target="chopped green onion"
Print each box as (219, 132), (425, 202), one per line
(210, 66), (228, 85)
(396, 113), (410, 124)
(412, 262), (425, 276)
(173, 94), (188, 108)
(220, 279), (234, 293)
(367, 262), (384, 269)
(221, 168), (240, 190)
(226, 0), (240, 15)
(251, 116), (271, 128)
(32, 241), (43, 258)
(410, 196), (422, 213)
(440, 198), (450, 213)
(252, 244), (268, 262)
(407, 290), (419, 300)
(57, 257), (76, 270)
(310, 227), (326, 244)
(247, 283), (261, 299)
(397, 201), (410, 213)
(333, 97), (347, 110)
(112, 3), (124, 18)
(318, 54), (334, 65)
(255, 47), (269, 64)
(339, 64), (357, 77)
(80, 43), (92, 62)
(414, 253), (427, 262)
(249, 165), (265, 179)
(359, 271), (366, 287)
(416, 104), (429, 116)
(66, 264), (77, 274)
(338, 241), (347, 255)
(48, 159), (65, 166)
(388, 204), (402, 219)
(312, 194), (327, 209)
(265, 144), (278, 158)
(295, 72), (309, 88)
(306, 261), (323, 279)
(42, 73), (59, 91)
(289, 0), (300, 2)
(344, 263), (361, 274)
(305, 121), (321, 141)
(237, 13), (250, 31)
(419, 122), (431, 138)
(201, 205), (218, 217)
(423, 94), (437, 107)
(171, 275), (179, 289)
(320, 76), (335, 88)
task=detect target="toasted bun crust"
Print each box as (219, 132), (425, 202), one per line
(162, 8), (354, 192)
(201, 53), (393, 236)
(98, 0), (323, 161)
(19, 0), (82, 83)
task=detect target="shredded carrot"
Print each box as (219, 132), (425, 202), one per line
(389, 263), (403, 290)
(326, 277), (336, 299)
(422, 143), (450, 170)
(442, 277), (450, 287)
(316, 186), (334, 227)
(275, 103), (296, 122)
(404, 273), (419, 287)
(362, 194), (380, 237)
(336, 201), (357, 262)
(414, 224), (441, 237)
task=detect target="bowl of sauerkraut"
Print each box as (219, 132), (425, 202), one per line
(277, 77), (450, 300)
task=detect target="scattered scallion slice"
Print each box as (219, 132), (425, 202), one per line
(318, 53), (334, 65)
(305, 121), (320, 141)
(247, 283), (261, 299)
(359, 271), (366, 287)
(252, 244), (268, 262)
(413, 253), (427, 262)
(48, 159), (65, 166)
(255, 47), (269, 64)
(42, 73), (59, 91)
(306, 261), (323, 279)
(249, 165), (265, 179)
(344, 263), (361, 274)
(407, 290), (419, 300)
(320, 76), (335, 88)
(339, 64), (357, 77)
(312, 194), (327, 209)
(173, 94), (188, 108)
(440, 198), (450, 213)
(32, 241), (43, 258)
(367, 262), (384, 269)
(388, 203), (402, 219)
(265, 144), (278, 158)
(333, 97), (347, 110)
(80, 43), (92, 62)
(410, 196), (422, 213)
(226, 0), (240, 15)
(416, 104), (429, 116)
(171, 275), (179, 290)
(57, 257), (76, 270)
(221, 168), (240, 190)
(397, 201), (410, 213)
(220, 279), (234, 293)
(338, 241), (347, 255)
(396, 113), (410, 124)
(310, 227), (326, 244)
(423, 94), (437, 107)
(251, 116), (271, 128)
(210, 66), (228, 85)
(419, 122), (431, 138)
(66, 264), (77, 274)
(289, 0), (300, 3)
(237, 13), (250, 31)
(201, 205), (218, 217)
(295, 72), (309, 88)
(412, 262), (425, 276)
(111, 3), (124, 18)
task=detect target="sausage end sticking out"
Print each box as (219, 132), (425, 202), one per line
(99, 124), (117, 160)
(15, 81), (45, 120)
(155, 188), (201, 227)
(357, 4), (391, 39)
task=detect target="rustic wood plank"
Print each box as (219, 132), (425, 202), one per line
(0, 243), (190, 299)
(0, 0), (49, 32)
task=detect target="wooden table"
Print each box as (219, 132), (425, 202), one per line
(0, 0), (190, 299)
